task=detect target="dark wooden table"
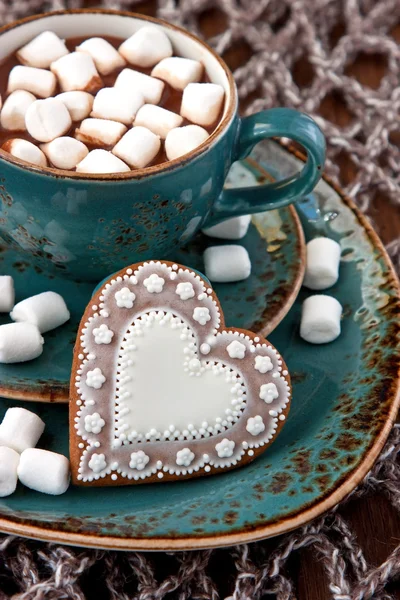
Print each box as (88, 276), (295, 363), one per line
(87, 3), (400, 597)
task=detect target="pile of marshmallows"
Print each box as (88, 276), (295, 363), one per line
(0, 276), (69, 363)
(201, 216), (343, 345)
(0, 407), (69, 497)
(0, 28), (225, 173)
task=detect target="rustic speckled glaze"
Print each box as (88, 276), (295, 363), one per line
(0, 158), (304, 403)
(0, 140), (398, 550)
(0, 10), (324, 281)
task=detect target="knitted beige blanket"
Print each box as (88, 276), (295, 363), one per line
(0, 1), (399, 598)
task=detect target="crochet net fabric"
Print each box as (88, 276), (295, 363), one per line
(0, 0), (399, 598)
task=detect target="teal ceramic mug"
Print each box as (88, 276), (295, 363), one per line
(0, 9), (326, 281)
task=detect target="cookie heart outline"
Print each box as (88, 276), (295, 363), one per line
(70, 261), (291, 486)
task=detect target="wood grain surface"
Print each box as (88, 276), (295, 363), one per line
(87, 3), (400, 597)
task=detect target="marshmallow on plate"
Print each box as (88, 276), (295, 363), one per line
(17, 31), (69, 69)
(75, 118), (127, 147)
(303, 237), (341, 290)
(76, 37), (125, 75)
(0, 407), (45, 452)
(202, 215), (251, 240)
(112, 126), (160, 168)
(2, 138), (47, 168)
(11, 291), (70, 333)
(165, 124), (209, 160)
(25, 98), (72, 143)
(152, 57), (203, 91)
(56, 91), (94, 121)
(119, 26), (172, 67)
(76, 149), (130, 174)
(181, 82), (225, 127)
(0, 90), (36, 131)
(0, 447), (19, 497)
(51, 52), (102, 93)
(135, 104), (182, 139)
(115, 68), (164, 105)
(91, 87), (144, 125)
(7, 65), (56, 99)
(18, 448), (70, 495)
(0, 276), (15, 312)
(41, 137), (88, 170)
(300, 294), (342, 344)
(203, 245), (251, 282)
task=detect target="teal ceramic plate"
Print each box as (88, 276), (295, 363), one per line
(0, 140), (398, 550)
(0, 158), (304, 403)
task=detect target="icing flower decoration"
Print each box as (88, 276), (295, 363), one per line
(115, 287), (136, 308)
(93, 323), (114, 345)
(129, 450), (150, 471)
(86, 367), (106, 390)
(84, 412), (105, 434)
(246, 415), (265, 436)
(176, 281), (195, 300)
(144, 273), (165, 293)
(193, 306), (211, 325)
(176, 447), (195, 467)
(215, 438), (235, 458)
(254, 355), (273, 373)
(259, 382), (279, 403)
(88, 453), (107, 473)
(227, 340), (246, 359)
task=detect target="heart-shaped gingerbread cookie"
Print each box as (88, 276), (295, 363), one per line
(70, 261), (291, 486)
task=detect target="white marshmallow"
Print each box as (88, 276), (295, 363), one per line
(51, 52), (102, 93)
(135, 104), (182, 139)
(0, 276), (15, 312)
(0, 407), (45, 452)
(40, 137), (88, 170)
(91, 87), (144, 125)
(76, 37), (125, 75)
(119, 26), (172, 68)
(56, 91), (94, 121)
(7, 65), (56, 99)
(152, 57), (203, 91)
(203, 245), (251, 282)
(202, 215), (251, 240)
(76, 149), (130, 174)
(303, 237), (341, 290)
(300, 294), (342, 344)
(25, 98), (72, 143)
(0, 90), (36, 131)
(0, 447), (19, 497)
(18, 448), (70, 495)
(115, 69), (164, 105)
(75, 118), (127, 147)
(165, 124), (209, 160)
(181, 83), (225, 127)
(2, 138), (47, 168)
(17, 31), (69, 69)
(11, 291), (70, 333)
(112, 126), (160, 168)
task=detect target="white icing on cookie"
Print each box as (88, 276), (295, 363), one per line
(176, 282), (195, 300)
(144, 273), (165, 293)
(193, 306), (211, 325)
(88, 453), (107, 473)
(254, 355), (273, 373)
(259, 382), (279, 403)
(93, 324), (114, 344)
(176, 448), (195, 466)
(215, 438), (235, 458)
(84, 412), (105, 434)
(86, 367), (106, 389)
(227, 340), (246, 359)
(246, 415), (265, 436)
(129, 450), (150, 470)
(115, 287), (135, 308)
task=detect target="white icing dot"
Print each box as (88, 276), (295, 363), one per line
(204, 465), (211, 472)
(248, 449), (254, 456)
(157, 472), (164, 479)
(111, 474), (118, 481)
(279, 414), (286, 421)
(200, 343), (211, 355)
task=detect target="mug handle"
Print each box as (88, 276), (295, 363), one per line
(204, 107), (326, 226)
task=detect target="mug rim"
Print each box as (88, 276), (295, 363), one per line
(0, 8), (237, 181)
